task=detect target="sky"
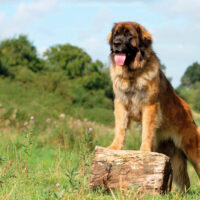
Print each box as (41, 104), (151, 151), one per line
(0, 0), (200, 87)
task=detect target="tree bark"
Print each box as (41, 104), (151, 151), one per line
(90, 146), (172, 194)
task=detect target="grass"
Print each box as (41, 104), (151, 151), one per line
(0, 117), (200, 199)
(0, 116), (113, 199)
(0, 77), (114, 128)
(0, 77), (200, 199)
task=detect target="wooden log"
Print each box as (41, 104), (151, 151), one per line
(90, 146), (172, 194)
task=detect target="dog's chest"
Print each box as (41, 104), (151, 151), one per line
(115, 79), (147, 120)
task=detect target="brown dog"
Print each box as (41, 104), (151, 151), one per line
(107, 21), (200, 192)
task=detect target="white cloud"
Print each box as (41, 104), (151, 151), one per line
(150, 0), (200, 21)
(165, 0), (200, 20)
(73, 7), (113, 62)
(155, 42), (200, 86)
(14, 0), (59, 25)
(66, 0), (155, 2)
(0, 12), (5, 22)
(152, 21), (200, 86)
(147, 0), (200, 86)
(0, 0), (20, 4)
(0, 0), (59, 39)
(153, 23), (200, 45)
(92, 8), (113, 33)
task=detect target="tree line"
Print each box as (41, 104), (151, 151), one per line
(0, 35), (199, 111)
(0, 35), (114, 110)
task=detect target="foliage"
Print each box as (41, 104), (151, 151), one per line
(177, 82), (200, 112)
(177, 62), (200, 112)
(181, 62), (200, 87)
(0, 55), (9, 76)
(82, 72), (106, 89)
(0, 77), (114, 127)
(0, 35), (43, 76)
(103, 69), (114, 100)
(44, 44), (90, 71)
(43, 43), (112, 94)
(44, 44), (104, 78)
(0, 35), (114, 123)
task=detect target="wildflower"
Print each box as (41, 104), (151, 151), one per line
(59, 113), (66, 119)
(88, 127), (93, 132)
(56, 183), (60, 187)
(30, 116), (34, 121)
(24, 122), (28, 127)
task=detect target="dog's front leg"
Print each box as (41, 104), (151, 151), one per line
(140, 103), (159, 151)
(108, 99), (129, 150)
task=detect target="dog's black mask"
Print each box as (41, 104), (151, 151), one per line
(109, 22), (152, 68)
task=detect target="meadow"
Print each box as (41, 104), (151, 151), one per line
(0, 36), (200, 199)
(0, 77), (200, 200)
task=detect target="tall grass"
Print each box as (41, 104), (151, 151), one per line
(0, 115), (199, 199)
(0, 77), (200, 199)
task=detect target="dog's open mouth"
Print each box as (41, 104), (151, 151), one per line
(114, 50), (138, 66)
(114, 54), (126, 66)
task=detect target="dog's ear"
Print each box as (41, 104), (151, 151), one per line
(130, 23), (152, 69)
(107, 32), (112, 43)
(136, 24), (152, 47)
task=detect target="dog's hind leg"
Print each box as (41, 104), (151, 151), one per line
(182, 127), (200, 179)
(171, 149), (190, 192)
(156, 140), (190, 192)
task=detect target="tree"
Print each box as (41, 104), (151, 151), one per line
(181, 62), (200, 87)
(44, 44), (110, 90)
(44, 44), (92, 77)
(177, 62), (200, 112)
(0, 53), (9, 76)
(0, 35), (43, 76)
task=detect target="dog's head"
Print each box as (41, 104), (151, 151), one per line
(108, 22), (152, 69)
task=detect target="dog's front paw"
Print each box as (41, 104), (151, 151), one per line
(107, 144), (122, 150)
(140, 144), (152, 152)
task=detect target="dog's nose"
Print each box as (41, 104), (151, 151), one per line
(113, 40), (122, 47)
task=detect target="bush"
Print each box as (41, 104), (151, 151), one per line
(44, 44), (105, 80)
(82, 72), (105, 89)
(15, 67), (36, 83)
(177, 82), (200, 112)
(181, 62), (200, 87)
(44, 44), (91, 73)
(0, 58), (9, 76)
(0, 35), (43, 77)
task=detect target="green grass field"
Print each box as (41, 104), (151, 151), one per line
(0, 77), (200, 199)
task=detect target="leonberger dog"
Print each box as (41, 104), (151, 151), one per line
(107, 21), (200, 192)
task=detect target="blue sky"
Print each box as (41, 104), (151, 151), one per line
(0, 0), (200, 87)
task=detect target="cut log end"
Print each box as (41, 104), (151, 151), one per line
(90, 146), (172, 194)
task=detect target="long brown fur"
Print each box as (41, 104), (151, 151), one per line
(108, 21), (200, 192)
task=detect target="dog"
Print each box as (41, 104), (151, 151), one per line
(107, 21), (200, 192)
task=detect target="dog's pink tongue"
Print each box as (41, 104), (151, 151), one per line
(114, 54), (126, 66)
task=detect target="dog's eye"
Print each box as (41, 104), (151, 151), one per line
(124, 30), (131, 36)
(114, 31), (119, 36)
